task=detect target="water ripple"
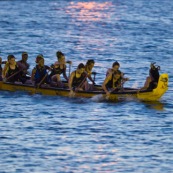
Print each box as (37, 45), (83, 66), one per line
(0, 0), (173, 172)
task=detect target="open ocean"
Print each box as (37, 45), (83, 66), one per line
(0, 0), (173, 172)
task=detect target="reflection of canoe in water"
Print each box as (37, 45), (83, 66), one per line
(0, 74), (168, 102)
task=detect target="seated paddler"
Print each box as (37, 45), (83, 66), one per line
(102, 70), (122, 97)
(140, 63), (160, 90)
(49, 51), (71, 87)
(2, 55), (23, 83)
(31, 54), (51, 86)
(68, 63), (89, 95)
(85, 59), (96, 85)
(106, 61), (129, 82)
(17, 52), (30, 83)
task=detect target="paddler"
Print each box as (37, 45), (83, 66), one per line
(2, 55), (22, 83)
(68, 63), (89, 95)
(17, 52), (30, 83)
(49, 51), (71, 87)
(31, 54), (51, 86)
(107, 61), (128, 79)
(106, 61), (129, 85)
(140, 63), (160, 90)
(85, 59), (95, 84)
(102, 70), (122, 97)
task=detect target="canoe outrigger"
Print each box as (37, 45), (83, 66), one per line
(0, 73), (168, 101)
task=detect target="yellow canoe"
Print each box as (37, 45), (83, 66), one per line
(0, 73), (168, 102)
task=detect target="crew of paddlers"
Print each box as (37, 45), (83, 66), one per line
(0, 51), (160, 96)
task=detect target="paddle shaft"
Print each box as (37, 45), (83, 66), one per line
(93, 74), (96, 82)
(92, 72), (97, 83)
(37, 72), (49, 88)
(110, 80), (126, 93)
(6, 70), (22, 81)
(68, 63), (71, 78)
(75, 72), (97, 91)
(69, 75), (87, 97)
(75, 75), (88, 91)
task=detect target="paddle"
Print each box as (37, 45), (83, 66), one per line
(91, 71), (98, 85)
(4, 69), (22, 82)
(68, 73), (88, 97)
(75, 74), (88, 92)
(74, 71), (98, 92)
(105, 78), (129, 100)
(66, 61), (72, 78)
(37, 69), (51, 88)
(69, 72), (99, 98)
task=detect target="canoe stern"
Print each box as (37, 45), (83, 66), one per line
(137, 74), (168, 101)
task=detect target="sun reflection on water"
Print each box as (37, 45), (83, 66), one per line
(66, 2), (113, 22)
(55, 142), (120, 172)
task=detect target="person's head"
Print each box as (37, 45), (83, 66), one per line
(56, 51), (65, 63)
(112, 61), (120, 71)
(38, 57), (44, 67)
(86, 59), (95, 69)
(36, 54), (43, 63)
(22, 52), (28, 62)
(149, 63), (160, 82)
(0, 57), (2, 64)
(77, 63), (85, 74)
(7, 55), (16, 65)
(113, 70), (121, 80)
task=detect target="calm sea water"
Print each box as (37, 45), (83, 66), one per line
(0, 0), (173, 172)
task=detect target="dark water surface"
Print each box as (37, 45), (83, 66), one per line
(0, 0), (173, 172)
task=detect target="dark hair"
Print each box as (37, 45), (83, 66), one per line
(77, 63), (85, 69)
(86, 59), (95, 65)
(112, 61), (120, 67)
(7, 54), (15, 60)
(150, 63), (160, 82)
(22, 52), (28, 56)
(35, 54), (44, 63)
(56, 51), (64, 59)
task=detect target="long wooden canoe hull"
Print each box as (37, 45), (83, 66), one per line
(0, 74), (168, 101)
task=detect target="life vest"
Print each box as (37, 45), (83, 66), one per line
(6, 64), (21, 82)
(6, 64), (19, 77)
(72, 71), (86, 87)
(34, 65), (47, 83)
(106, 74), (121, 89)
